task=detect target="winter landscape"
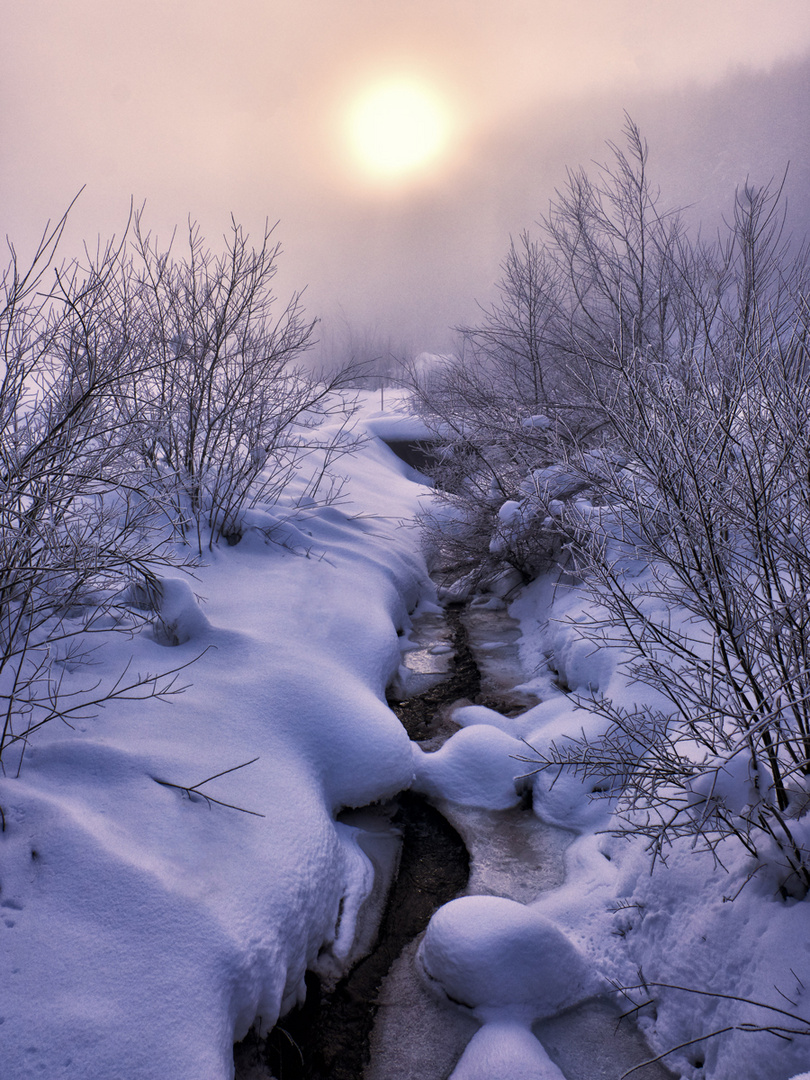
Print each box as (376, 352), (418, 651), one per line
(4, 4), (810, 1080)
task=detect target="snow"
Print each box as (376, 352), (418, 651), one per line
(411, 724), (527, 810)
(3, 391), (810, 1080)
(504, 567), (810, 1080)
(447, 1018), (567, 1079)
(412, 490), (810, 1077)
(362, 409), (436, 445)
(450, 702), (518, 734)
(148, 575), (213, 645)
(418, 894), (603, 1017)
(0, 400), (431, 1079)
(521, 414), (552, 431)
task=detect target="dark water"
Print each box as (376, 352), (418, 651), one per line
(233, 793), (470, 1080)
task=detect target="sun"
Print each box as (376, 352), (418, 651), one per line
(346, 78), (451, 181)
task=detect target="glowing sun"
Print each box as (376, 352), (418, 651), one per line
(346, 78), (451, 180)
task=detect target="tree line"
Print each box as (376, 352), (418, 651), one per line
(410, 118), (810, 895)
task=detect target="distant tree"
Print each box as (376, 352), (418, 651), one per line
(457, 231), (558, 411)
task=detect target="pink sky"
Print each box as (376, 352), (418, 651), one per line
(3, 1), (810, 356)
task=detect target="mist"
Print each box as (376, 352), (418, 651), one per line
(304, 54), (810, 362)
(2, 2), (809, 362)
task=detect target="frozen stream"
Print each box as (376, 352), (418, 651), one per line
(236, 597), (676, 1080)
(367, 598), (677, 1080)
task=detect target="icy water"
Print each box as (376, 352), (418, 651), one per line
(366, 599), (676, 1080)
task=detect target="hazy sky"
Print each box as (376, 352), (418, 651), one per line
(3, 1), (810, 358)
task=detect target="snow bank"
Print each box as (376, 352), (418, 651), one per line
(507, 567), (810, 1080)
(362, 410), (436, 445)
(450, 702), (518, 735)
(148, 575), (212, 646)
(418, 895), (602, 1018)
(0, 400), (433, 1079)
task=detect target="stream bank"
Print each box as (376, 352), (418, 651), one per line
(232, 597), (486, 1080)
(368, 598), (677, 1080)
(235, 595), (676, 1080)
(233, 787), (470, 1080)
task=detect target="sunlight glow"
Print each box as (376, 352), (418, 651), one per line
(346, 79), (450, 181)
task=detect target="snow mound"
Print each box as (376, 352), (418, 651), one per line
(520, 464), (586, 501)
(149, 576), (211, 646)
(0, 395), (432, 1080)
(451, 703), (517, 735)
(411, 725), (525, 809)
(521, 414), (552, 432)
(362, 411), (435, 444)
(448, 1019), (565, 1080)
(418, 895), (602, 1017)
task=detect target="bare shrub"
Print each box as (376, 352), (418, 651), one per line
(0, 210), (196, 780)
(417, 120), (810, 891)
(120, 214), (359, 552)
(516, 176), (810, 891)
(523, 334), (810, 893)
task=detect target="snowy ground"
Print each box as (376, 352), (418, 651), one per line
(0, 396), (433, 1079)
(503, 572), (810, 1080)
(413, 561), (810, 1079)
(1, 392), (809, 1079)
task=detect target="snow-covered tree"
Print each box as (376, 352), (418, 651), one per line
(117, 214), (359, 551)
(0, 208), (195, 779)
(419, 121), (810, 891)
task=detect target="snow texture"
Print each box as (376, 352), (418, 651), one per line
(4, 391), (810, 1080)
(448, 1019), (566, 1080)
(506, 567), (810, 1080)
(418, 894), (603, 1017)
(0, 400), (430, 1080)
(411, 724), (526, 809)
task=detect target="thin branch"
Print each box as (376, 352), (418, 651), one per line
(151, 756), (265, 817)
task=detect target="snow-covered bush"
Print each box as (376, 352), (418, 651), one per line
(0, 209), (196, 781)
(528, 338), (810, 895)
(416, 120), (810, 894)
(520, 161), (810, 887)
(410, 120), (808, 581)
(117, 213), (360, 551)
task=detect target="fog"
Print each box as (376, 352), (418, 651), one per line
(2, 1), (810, 360)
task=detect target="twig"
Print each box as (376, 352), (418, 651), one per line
(152, 756), (265, 817)
(618, 980), (810, 1027)
(620, 1026), (737, 1078)
(722, 863), (765, 903)
(614, 979), (810, 1077)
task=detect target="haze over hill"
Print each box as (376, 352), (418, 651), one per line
(311, 54), (810, 362)
(1, 3), (809, 359)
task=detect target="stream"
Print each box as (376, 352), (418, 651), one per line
(235, 596), (676, 1080)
